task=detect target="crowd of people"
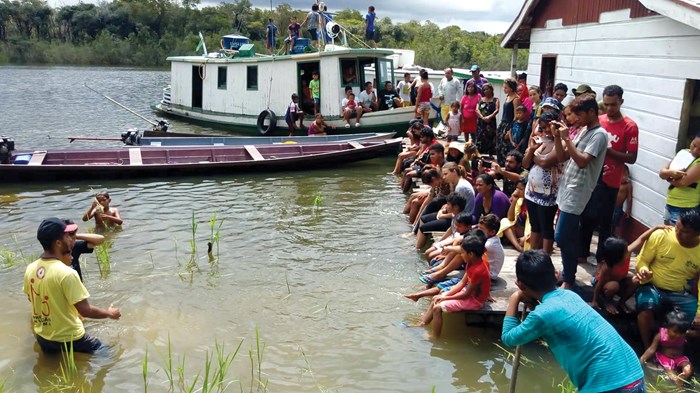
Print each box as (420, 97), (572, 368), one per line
(23, 193), (123, 354)
(394, 75), (700, 389)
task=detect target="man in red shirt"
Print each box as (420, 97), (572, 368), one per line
(579, 85), (639, 264)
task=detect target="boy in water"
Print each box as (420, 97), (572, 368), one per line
(82, 192), (122, 229)
(502, 250), (645, 392)
(410, 235), (491, 339)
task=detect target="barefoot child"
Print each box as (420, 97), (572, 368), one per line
(82, 192), (122, 229)
(411, 235), (490, 339)
(499, 177), (529, 252)
(640, 308), (694, 387)
(444, 102), (462, 142)
(285, 93), (304, 136)
(502, 250), (645, 392)
(590, 224), (665, 314)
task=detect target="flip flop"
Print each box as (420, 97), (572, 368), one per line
(419, 274), (437, 285)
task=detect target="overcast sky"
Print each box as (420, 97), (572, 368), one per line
(46, 0), (524, 34)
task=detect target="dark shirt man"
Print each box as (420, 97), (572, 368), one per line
(487, 150), (528, 197)
(378, 81), (400, 110)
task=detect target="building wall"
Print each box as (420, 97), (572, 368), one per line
(525, 12), (700, 227)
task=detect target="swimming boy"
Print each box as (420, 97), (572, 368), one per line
(502, 250), (645, 392)
(83, 192), (122, 229)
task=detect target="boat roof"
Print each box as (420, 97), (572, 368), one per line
(222, 34), (249, 39)
(167, 48), (395, 63)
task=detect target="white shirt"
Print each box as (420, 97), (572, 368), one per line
(485, 236), (504, 279)
(358, 90), (375, 108)
(396, 80), (411, 101)
(437, 77), (463, 105)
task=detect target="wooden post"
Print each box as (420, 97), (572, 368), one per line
(511, 44), (519, 77)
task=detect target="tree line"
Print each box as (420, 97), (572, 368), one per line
(0, 0), (528, 69)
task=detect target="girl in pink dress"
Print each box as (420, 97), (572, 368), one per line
(639, 308), (693, 387)
(460, 81), (481, 142)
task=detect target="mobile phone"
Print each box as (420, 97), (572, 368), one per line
(534, 136), (543, 144)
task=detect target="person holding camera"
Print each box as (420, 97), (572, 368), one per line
(485, 150), (528, 198)
(553, 95), (609, 289)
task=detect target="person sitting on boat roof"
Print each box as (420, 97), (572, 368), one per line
(283, 16), (301, 55)
(82, 192), (122, 230)
(285, 93), (305, 136)
(341, 86), (362, 128)
(378, 81), (401, 111)
(358, 82), (377, 115)
(24, 218), (121, 354)
(308, 113), (335, 137)
(301, 4), (322, 49)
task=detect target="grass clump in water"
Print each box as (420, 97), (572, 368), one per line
(0, 247), (20, 268)
(207, 213), (224, 264)
(95, 240), (113, 278)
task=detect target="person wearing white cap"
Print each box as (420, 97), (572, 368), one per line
(24, 218), (121, 354)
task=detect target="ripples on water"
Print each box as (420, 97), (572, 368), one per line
(0, 66), (563, 392)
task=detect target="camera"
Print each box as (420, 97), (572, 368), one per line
(0, 135), (15, 164)
(480, 158), (493, 169)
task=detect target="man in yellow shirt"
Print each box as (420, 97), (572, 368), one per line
(634, 211), (700, 348)
(23, 218), (121, 353)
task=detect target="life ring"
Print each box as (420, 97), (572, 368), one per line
(256, 109), (277, 135)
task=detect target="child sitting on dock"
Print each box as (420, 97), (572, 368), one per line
(308, 113), (334, 136)
(285, 93), (305, 136)
(410, 235), (491, 339)
(499, 177), (529, 253)
(415, 190), (464, 249)
(640, 308), (694, 387)
(82, 192), (122, 229)
(502, 250), (645, 393)
(590, 224), (666, 315)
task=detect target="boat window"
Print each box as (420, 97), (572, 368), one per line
(340, 59), (358, 87)
(217, 67), (227, 90)
(247, 66), (258, 90)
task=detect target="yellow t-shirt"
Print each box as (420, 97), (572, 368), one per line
(23, 258), (90, 342)
(636, 228), (700, 294)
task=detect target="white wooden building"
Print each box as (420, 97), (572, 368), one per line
(502, 0), (700, 231)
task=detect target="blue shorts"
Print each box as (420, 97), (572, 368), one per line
(437, 277), (461, 291)
(313, 98), (320, 104)
(365, 30), (375, 41)
(664, 204), (696, 224)
(308, 29), (317, 40)
(635, 285), (697, 321)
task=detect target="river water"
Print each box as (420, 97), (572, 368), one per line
(0, 66), (566, 392)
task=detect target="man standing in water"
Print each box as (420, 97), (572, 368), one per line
(24, 218), (120, 353)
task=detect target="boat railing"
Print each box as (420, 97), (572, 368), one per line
(161, 86), (172, 105)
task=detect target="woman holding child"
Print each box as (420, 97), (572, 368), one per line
(522, 111), (562, 255)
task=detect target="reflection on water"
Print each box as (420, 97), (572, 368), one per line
(0, 66), (565, 392)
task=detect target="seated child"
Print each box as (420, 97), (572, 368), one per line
(402, 142), (445, 194)
(640, 308), (694, 387)
(404, 167), (440, 225)
(416, 191), (467, 249)
(409, 235), (491, 339)
(589, 224), (664, 314)
(498, 177), (530, 252)
(613, 165), (633, 233)
(308, 113), (335, 136)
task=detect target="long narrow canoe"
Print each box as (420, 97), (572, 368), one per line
(4, 138), (401, 182)
(133, 132), (396, 147)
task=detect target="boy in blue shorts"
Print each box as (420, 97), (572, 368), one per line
(309, 71), (320, 115)
(502, 250), (645, 393)
(265, 18), (277, 55)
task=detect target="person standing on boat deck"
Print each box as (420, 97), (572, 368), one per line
(341, 87), (363, 128)
(437, 67), (463, 125)
(633, 210), (700, 349)
(364, 6), (376, 48)
(285, 93), (305, 136)
(301, 4), (322, 49)
(415, 70), (432, 127)
(265, 18), (277, 55)
(502, 250), (646, 393)
(309, 71), (321, 115)
(396, 73), (412, 107)
(552, 95), (608, 290)
(24, 218), (121, 354)
(83, 192), (122, 229)
(283, 16), (301, 55)
(358, 81), (377, 119)
(465, 64), (488, 95)
(378, 81), (401, 110)
(579, 85), (638, 265)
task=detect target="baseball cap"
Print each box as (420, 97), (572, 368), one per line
(542, 97), (560, 110)
(469, 64), (480, 72)
(37, 217), (78, 245)
(572, 84), (593, 96)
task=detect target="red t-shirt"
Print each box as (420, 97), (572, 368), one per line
(599, 115), (639, 188)
(467, 258), (491, 304)
(595, 255), (630, 282)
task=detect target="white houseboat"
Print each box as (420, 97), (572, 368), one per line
(153, 34), (431, 136)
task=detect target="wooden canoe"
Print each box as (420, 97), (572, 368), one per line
(4, 138), (402, 182)
(133, 132), (396, 147)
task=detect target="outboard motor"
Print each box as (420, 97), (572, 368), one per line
(0, 135), (15, 164)
(154, 119), (170, 132)
(120, 129), (141, 146)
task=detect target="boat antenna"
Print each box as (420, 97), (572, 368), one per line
(83, 82), (159, 127)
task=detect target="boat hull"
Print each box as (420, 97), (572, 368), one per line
(136, 132), (395, 147)
(153, 103), (420, 137)
(4, 139), (401, 182)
